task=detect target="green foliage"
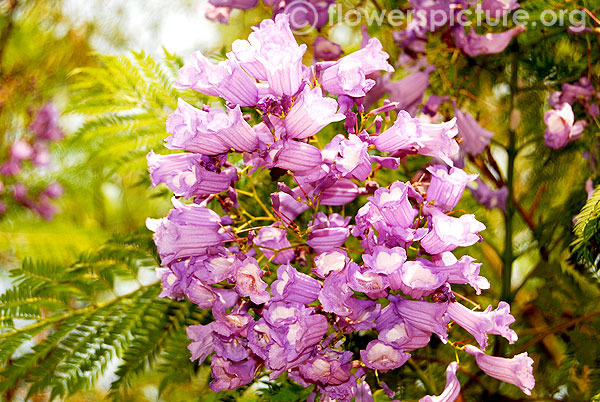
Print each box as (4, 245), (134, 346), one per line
(66, 50), (201, 175)
(0, 230), (207, 401)
(572, 186), (600, 270)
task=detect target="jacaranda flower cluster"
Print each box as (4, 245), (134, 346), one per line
(0, 103), (64, 220)
(147, 14), (534, 401)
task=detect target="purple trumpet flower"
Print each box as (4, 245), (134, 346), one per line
(176, 52), (259, 106)
(426, 165), (478, 211)
(392, 295), (449, 342)
(390, 260), (447, 299)
(165, 99), (231, 155)
(270, 139), (323, 173)
(187, 322), (215, 364)
(560, 77), (596, 105)
(387, 66), (435, 116)
(373, 111), (459, 165)
(10, 140), (33, 162)
(208, 105), (260, 153)
(254, 225), (295, 264)
(447, 301), (517, 349)
(285, 86), (345, 139)
(464, 345), (535, 395)
(369, 181), (417, 228)
(422, 95), (448, 117)
(298, 348), (353, 385)
(319, 271), (353, 316)
(321, 38), (394, 97)
(453, 25), (526, 57)
(421, 206), (486, 255)
(453, 106), (494, 155)
(313, 250), (349, 278)
(193, 254), (237, 284)
(430, 253), (490, 294)
(348, 262), (388, 299)
(468, 179), (508, 212)
(204, 4), (231, 24)
(209, 0), (258, 9)
(360, 340), (410, 372)
(232, 256), (270, 304)
(319, 178), (360, 205)
(230, 14), (306, 96)
(313, 36), (343, 61)
(146, 198), (227, 266)
(419, 362), (461, 402)
(544, 103), (586, 149)
(376, 304), (432, 350)
(307, 213), (351, 252)
(147, 151), (236, 198)
(336, 296), (381, 332)
(210, 356), (260, 392)
(262, 302), (329, 374)
(330, 134), (372, 181)
(29, 102), (63, 141)
(362, 245), (407, 275)
(271, 264), (322, 304)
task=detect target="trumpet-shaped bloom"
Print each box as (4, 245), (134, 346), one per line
(146, 198), (226, 266)
(421, 207), (486, 254)
(454, 106), (494, 155)
(464, 345), (535, 395)
(176, 52), (259, 106)
(321, 38), (394, 97)
(284, 86), (345, 139)
(360, 340), (410, 372)
(448, 301), (518, 349)
(419, 362), (461, 402)
(453, 25), (525, 57)
(544, 103), (586, 149)
(233, 257), (270, 304)
(426, 165), (478, 211)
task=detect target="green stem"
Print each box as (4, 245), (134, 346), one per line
(501, 48), (519, 305)
(407, 358), (437, 396)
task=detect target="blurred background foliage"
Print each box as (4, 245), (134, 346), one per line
(1, 0), (600, 401)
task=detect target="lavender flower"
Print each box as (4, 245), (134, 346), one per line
(313, 36), (343, 61)
(468, 179), (508, 211)
(210, 356), (260, 391)
(165, 99), (230, 155)
(387, 66), (435, 115)
(544, 103), (586, 149)
(147, 151), (236, 198)
(419, 362), (460, 402)
(360, 340), (410, 372)
(29, 103), (63, 141)
(448, 301), (517, 349)
(176, 52), (259, 106)
(146, 198), (227, 266)
(233, 257), (270, 304)
(453, 106), (494, 155)
(209, 0), (258, 9)
(271, 264), (322, 304)
(480, 0), (520, 17)
(230, 14), (306, 96)
(464, 345), (535, 395)
(426, 165), (478, 212)
(453, 25), (526, 57)
(321, 38), (394, 97)
(254, 225), (295, 264)
(285, 86), (345, 139)
(369, 181), (417, 228)
(421, 206), (486, 254)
